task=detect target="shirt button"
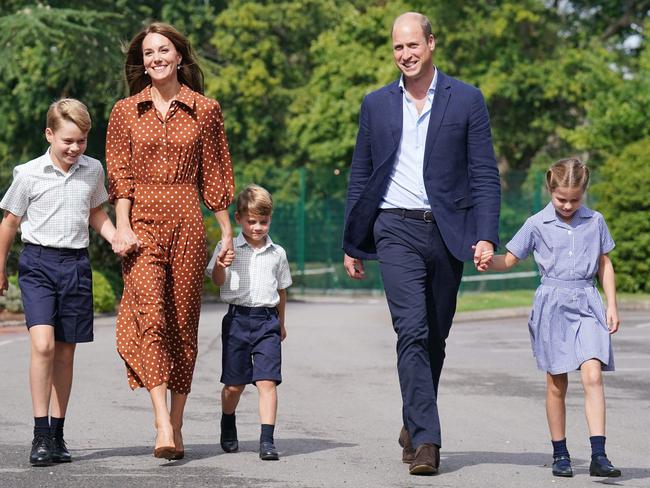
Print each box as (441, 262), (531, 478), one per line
(568, 230), (572, 235)
(569, 251), (573, 256)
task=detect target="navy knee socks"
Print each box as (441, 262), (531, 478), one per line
(552, 438), (570, 458)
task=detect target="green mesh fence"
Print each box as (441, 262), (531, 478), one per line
(249, 168), (546, 294)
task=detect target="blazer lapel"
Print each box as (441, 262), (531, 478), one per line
(388, 81), (403, 146)
(423, 70), (451, 170)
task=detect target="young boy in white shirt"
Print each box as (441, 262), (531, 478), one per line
(207, 184), (292, 460)
(0, 99), (116, 466)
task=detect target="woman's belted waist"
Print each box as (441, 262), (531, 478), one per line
(132, 183), (201, 219)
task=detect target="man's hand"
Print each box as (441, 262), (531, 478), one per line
(344, 253), (365, 280)
(472, 247), (494, 272)
(473, 240), (495, 271)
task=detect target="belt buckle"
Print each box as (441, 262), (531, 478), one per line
(423, 210), (433, 223)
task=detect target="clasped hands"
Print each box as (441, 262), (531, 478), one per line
(110, 228), (235, 269)
(111, 227), (140, 257)
(472, 240), (495, 272)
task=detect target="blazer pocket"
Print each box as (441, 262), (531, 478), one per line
(441, 122), (463, 130)
(454, 195), (474, 209)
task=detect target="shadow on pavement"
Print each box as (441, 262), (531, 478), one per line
(441, 450), (548, 474)
(69, 437), (356, 464)
(442, 450), (650, 483)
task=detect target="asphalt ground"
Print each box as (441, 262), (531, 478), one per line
(0, 300), (649, 488)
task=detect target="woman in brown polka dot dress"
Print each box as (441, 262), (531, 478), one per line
(106, 22), (235, 460)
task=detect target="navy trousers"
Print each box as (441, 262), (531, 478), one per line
(373, 211), (463, 448)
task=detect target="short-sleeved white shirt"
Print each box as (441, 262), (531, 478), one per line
(207, 233), (292, 307)
(0, 150), (109, 249)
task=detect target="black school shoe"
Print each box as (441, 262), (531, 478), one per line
(259, 441), (279, 461)
(551, 455), (573, 477)
(220, 426), (239, 453)
(590, 455), (621, 477)
(51, 435), (72, 463)
(30, 433), (53, 466)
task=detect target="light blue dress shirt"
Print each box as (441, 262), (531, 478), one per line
(380, 69), (437, 209)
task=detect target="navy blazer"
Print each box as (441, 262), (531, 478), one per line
(343, 70), (501, 262)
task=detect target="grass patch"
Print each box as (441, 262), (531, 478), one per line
(619, 292), (650, 302)
(457, 290), (650, 312)
(457, 289), (535, 312)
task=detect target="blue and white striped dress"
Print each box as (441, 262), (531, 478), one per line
(507, 202), (615, 374)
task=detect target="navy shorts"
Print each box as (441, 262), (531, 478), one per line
(18, 244), (94, 343)
(221, 304), (282, 385)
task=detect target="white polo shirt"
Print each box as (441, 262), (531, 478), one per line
(207, 233), (292, 307)
(0, 150), (109, 249)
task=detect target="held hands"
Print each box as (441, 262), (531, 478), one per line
(343, 253), (365, 280)
(472, 241), (495, 272)
(606, 306), (620, 334)
(216, 235), (235, 268)
(112, 226), (140, 257)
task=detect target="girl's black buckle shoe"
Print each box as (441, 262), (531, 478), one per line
(590, 455), (621, 477)
(552, 455), (573, 477)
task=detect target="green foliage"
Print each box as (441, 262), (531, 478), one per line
(591, 139), (650, 293)
(0, 4), (127, 190)
(1, 1), (649, 294)
(206, 0), (342, 201)
(564, 26), (650, 164)
(288, 2), (405, 199)
(92, 269), (116, 313)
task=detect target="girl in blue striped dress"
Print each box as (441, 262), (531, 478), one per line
(478, 158), (621, 478)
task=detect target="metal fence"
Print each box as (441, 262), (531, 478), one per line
(249, 168), (545, 294)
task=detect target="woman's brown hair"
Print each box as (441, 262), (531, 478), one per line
(124, 22), (204, 96)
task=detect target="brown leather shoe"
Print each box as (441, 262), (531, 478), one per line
(409, 443), (440, 475)
(398, 426), (416, 464)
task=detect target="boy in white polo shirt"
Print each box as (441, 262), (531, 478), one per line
(0, 99), (117, 466)
(207, 184), (292, 461)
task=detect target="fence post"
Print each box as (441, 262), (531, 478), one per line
(534, 170), (543, 212)
(297, 167), (306, 294)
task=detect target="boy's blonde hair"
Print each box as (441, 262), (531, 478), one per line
(546, 157), (590, 193)
(236, 184), (273, 216)
(46, 98), (92, 133)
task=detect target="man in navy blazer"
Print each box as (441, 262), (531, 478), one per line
(343, 12), (501, 475)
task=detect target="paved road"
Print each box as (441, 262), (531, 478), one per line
(1, 301), (649, 488)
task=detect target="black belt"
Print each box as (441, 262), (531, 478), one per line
(228, 304), (277, 316)
(24, 243), (88, 257)
(381, 208), (434, 223)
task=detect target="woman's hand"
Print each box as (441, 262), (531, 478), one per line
(112, 226), (140, 256)
(216, 235), (234, 267)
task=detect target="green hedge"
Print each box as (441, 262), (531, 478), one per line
(92, 270), (116, 313)
(592, 138), (650, 292)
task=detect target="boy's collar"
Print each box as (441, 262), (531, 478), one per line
(234, 232), (274, 251)
(42, 149), (88, 172)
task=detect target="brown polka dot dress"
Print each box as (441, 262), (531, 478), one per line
(106, 84), (234, 394)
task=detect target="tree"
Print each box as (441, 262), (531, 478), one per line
(287, 1), (411, 200)
(591, 138), (650, 292)
(206, 0), (344, 201)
